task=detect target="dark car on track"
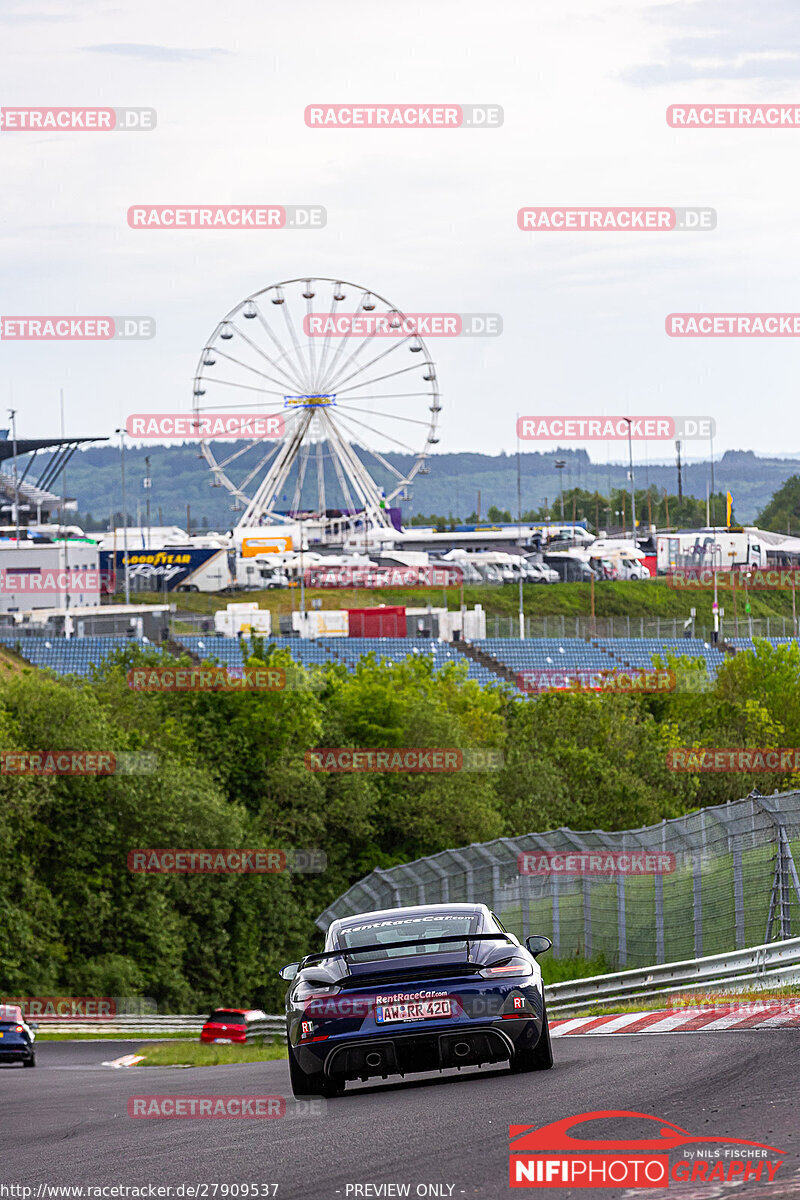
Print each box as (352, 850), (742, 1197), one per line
(279, 902), (553, 1097)
(0, 1004), (36, 1067)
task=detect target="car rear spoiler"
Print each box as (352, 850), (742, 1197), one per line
(301, 932), (516, 968)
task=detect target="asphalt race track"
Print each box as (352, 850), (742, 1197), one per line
(2, 1035), (800, 1199)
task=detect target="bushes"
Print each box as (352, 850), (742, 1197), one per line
(0, 639), (797, 1009)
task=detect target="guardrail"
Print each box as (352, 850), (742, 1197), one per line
(546, 934), (800, 1013)
(34, 1015), (286, 1039)
(30, 937), (800, 1033)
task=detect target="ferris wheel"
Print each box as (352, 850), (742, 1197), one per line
(192, 277), (441, 532)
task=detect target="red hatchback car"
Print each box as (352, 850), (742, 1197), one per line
(200, 1008), (268, 1045)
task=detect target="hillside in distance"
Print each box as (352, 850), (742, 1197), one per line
(37, 442), (800, 530)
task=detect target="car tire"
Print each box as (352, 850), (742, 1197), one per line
(23, 1055), (36, 1068)
(510, 1004), (553, 1073)
(287, 1041), (343, 1099)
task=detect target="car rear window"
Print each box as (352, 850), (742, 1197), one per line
(338, 913), (481, 962)
(206, 1010), (246, 1024)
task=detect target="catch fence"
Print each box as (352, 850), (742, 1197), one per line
(317, 791), (800, 969)
(485, 614), (800, 641)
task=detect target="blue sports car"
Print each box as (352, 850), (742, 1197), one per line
(0, 1005), (36, 1068)
(279, 902), (553, 1097)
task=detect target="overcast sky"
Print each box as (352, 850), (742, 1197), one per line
(2, 0), (799, 469)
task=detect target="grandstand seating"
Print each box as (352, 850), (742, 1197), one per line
(178, 634), (501, 688)
(0, 633), (154, 676)
(0, 630), (793, 689)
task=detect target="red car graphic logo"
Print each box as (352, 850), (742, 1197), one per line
(509, 1110), (784, 1155)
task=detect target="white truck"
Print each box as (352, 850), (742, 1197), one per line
(656, 529), (766, 575)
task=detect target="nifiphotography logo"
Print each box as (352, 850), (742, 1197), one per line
(508, 1110), (784, 1188)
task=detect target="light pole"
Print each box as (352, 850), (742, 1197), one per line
(144, 455), (152, 549)
(114, 428), (130, 604)
(623, 418), (637, 546)
(299, 532), (308, 626)
(555, 460), (566, 532)
(8, 408), (19, 543)
(517, 421), (524, 640)
(711, 543), (721, 644)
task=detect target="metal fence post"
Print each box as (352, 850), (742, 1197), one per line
(583, 877), (592, 959)
(692, 853), (703, 958)
(655, 874), (665, 962)
(552, 873), (560, 954)
(732, 842), (745, 948)
(617, 875), (626, 966)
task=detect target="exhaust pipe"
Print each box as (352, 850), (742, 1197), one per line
(453, 1041), (471, 1059)
(365, 1052), (382, 1068)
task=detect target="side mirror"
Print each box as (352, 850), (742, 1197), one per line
(279, 962), (300, 981)
(29, 1022), (39, 1031)
(525, 935), (552, 958)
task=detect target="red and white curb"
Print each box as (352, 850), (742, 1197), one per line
(551, 1004), (800, 1036)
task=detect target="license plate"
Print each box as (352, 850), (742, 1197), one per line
(376, 999), (452, 1023)
(0, 1032), (3, 1038)
(213, 1038), (232, 1044)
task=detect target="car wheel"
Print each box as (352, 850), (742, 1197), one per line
(23, 1055), (36, 1068)
(510, 1004), (553, 1073)
(287, 1041), (343, 1098)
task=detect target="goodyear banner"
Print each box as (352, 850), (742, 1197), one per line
(100, 547), (224, 592)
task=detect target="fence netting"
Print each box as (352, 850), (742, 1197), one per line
(317, 791), (800, 967)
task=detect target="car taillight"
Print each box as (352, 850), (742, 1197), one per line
(479, 960), (533, 978)
(14, 1025), (24, 1032)
(294, 983), (342, 1002)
